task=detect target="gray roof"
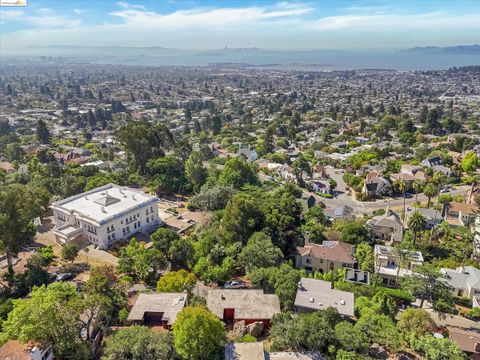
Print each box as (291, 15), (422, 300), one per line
(127, 292), (187, 325)
(207, 289), (280, 320)
(440, 266), (480, 290)
(225, 343), (265, 360)
(294, 278), (354, 317)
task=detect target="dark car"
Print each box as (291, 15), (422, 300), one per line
(56, 273), (74, 282)
(48, 272), (57, 283)
(224, 280), (245, 289)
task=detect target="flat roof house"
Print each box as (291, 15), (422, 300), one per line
(50, 183), (161, 248)
(296, 241), (356, 274)
(294, 278), (354, 317)
(207, 289), (280, 328)
(127, 292), (187, 329)
(374, 245), (424, 287)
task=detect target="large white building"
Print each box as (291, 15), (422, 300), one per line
(51, 183), (160, 248)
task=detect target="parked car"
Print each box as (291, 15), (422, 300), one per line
(224, 280), (246, 289)
(56, 273), (74, 282)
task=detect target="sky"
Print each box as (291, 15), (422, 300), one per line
(0, 0), (479, 50)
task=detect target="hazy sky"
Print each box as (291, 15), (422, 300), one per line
(1, 0), (479, 50)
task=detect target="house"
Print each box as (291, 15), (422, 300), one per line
(50, 183), (161, 248)
(279, 164), (297, 182)
(432, 164), (452, 177)
(0, 341), (53, 360)
(237, 146), (257, 162)
(367, 208), (404, 243)
(362, 172), (392, 198)
(390, 164), (428, 183)
(225, 342), (265, 360)
(312, 164), (328, 179)
(325, 205), (355, 221)
(440, 266), (480, 306)
(127, 292), (187, 329)
(475, 215), (480, 259)
(405, 207), (443, 229)
(306, 179), (331, 194)
(448, 327), (480, 359)
(374, 245), (424, 287)
(444, 201), (478, 227)
(0, 161), (15, 173)
(421, 156), (442, 168)
(206, 289), (280, 329)
(296, 241), (356, 274)
(294, 278), (354, 317)
(225, 342), (325, 360)
(466, 183), (480, 205)
(345, 269), (370, 285)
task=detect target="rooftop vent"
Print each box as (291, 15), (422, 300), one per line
(340, 299), (345, 305)
(101, 206), (107, 213)
(132, 194), (137, 201)
(309, 297), (314, 303)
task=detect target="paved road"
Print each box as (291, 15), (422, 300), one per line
(318, 166), (470, 215)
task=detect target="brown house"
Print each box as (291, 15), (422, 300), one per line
(296, 241), (356, 274)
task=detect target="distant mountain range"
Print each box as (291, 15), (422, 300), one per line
(401, 45), (480, 55)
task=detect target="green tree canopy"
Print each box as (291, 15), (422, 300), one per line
(238, 231), (283, 272)
(102, 326), (175, 360)
(172, 306), (226, 360)
(157, 270), (196, 293)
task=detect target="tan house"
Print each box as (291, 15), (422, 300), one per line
(445, 202), (478, 227)
(296, 241), (356, 274)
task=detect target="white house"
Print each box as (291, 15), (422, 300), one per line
(440, 266), (480, 306)
(374, 245), (424, 287)
(50, 183), (161, 248)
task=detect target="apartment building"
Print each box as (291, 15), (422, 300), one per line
(51, 183), (161, 248)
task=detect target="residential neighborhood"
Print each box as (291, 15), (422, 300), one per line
(1, 5), (480, 359)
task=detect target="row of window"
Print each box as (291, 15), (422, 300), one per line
(107, 233), (117, 242)
(86, 224), (97, 234)
(107, 224), (115, 233)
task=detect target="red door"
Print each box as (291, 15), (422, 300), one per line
(223, 308), (234, 321)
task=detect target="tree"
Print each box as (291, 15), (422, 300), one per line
(402, 264), (454, 311)
(397, 179), (408, 219)
(185, 151), (207, 191)
(169, 238), (194, 270)
(269, 308), (341, 352)
(413, 179), (424, 203)
(151, 228), (180, 258)
(61, 243), (79, 263)
(336, 221), (369, 245)
(397, 308), (435, 339)
(0, 184), (50, 274)
(102, 326), (175, 360)
(148, 156), (190, 195)
(173, 306), (226, 360)
(423, 183), (439, 208)
(412, 335), (466, 360)
(117, 121), (174, 174)
(218, 157), (258, 189)
(408, 211), (427, 247)
(247, 263), (302, 310)
(334, 321), (369, 353)
(355, 243), (373, 272)
(36, 119), (51, 144)
(354, 311), (401, 350)
(238, 232), (283, 272)
(0, 283), (91, 360)
(118, 239), (167, 283)
(461, 151), (479, 174)
(188, 185), (236, 211)
(157, 270), (196, 293)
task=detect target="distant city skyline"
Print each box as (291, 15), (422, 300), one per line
(1, 0), (479, 50)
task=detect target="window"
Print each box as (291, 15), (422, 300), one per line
(305, 258), (311, 264)
(107, 235), (111, 241)
(150, 206), (153, 212)
(146, 217), (150, 223)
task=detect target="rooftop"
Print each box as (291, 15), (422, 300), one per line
(127, 292), (187, 325)
(294, 278), (354, 317)
(50, 183), (158, 225)
(207, 289), (280, 320)
(297, 241), (355, 264)
(225, 342), (265, 360)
